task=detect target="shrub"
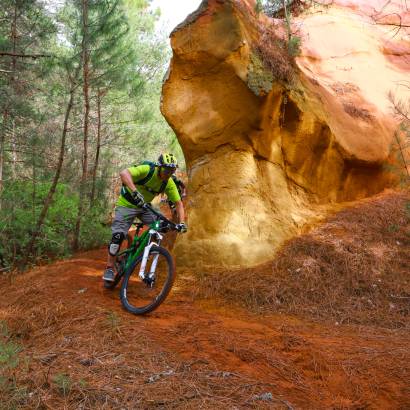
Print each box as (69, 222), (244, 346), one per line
(287, 35), (301, 57)
(0, 181), (110, 268)
(53, 373), (73, 396)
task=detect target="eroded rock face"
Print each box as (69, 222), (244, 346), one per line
(161, 0), (410, 269)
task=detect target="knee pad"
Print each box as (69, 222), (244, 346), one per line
(108, 232), (124, 256)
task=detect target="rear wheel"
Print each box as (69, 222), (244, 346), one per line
(120, 245), (175, 315)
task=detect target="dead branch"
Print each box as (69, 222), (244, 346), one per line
(0, 52), (52, 59)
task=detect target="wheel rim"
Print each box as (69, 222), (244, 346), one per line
(124, 250), (171, 311)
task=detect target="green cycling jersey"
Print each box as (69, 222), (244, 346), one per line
(117, 164), (181, 209)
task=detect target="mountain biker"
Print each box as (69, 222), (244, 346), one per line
(102, 153), (187, 282)
(167, 174), (186, 218)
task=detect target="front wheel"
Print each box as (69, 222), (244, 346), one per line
(120, 245), (175, 315)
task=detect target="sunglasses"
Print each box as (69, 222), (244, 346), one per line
(161, 166), (176, 175)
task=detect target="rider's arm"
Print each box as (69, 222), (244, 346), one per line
(120, 169), (137, 192)
(178, 180), (187, 197)
(174, 200), (185, 223)
(120, 165), (150, 193)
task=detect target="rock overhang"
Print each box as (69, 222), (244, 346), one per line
(161, 0), (409, 269)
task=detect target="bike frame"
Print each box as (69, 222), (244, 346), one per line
(116, 218), (163, 275)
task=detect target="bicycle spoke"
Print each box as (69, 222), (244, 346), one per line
(124, 249), (171, 311)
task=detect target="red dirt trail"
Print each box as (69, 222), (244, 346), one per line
(0, 248), (409, 409)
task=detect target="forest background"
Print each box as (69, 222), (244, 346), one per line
(0, 0), (183, 270)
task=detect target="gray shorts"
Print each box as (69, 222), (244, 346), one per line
(111, 206), (157, 235)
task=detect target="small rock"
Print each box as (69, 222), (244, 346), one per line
(254, 392), (273, 401)
(78, 288), (87, 294)
(39, 353), (58, 364)
(147, 374), (160, 383)
(146, 370), (174, 383)
(79, 358), (95, 367)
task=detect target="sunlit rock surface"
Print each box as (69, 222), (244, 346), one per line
(161, 0), (410, 268)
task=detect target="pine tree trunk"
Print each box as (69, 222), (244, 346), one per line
(22, 85), (76, 269)
(0, 4), (18, 209)
(11, 120), (16, 179)
(73, 0), (90, 251)
(90, 88), (103, 204)
(0, 111), (6, 210)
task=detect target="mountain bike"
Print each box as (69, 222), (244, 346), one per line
(104, 202), (183, 315)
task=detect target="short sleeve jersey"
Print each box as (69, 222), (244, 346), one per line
(116, 164), (181, 208)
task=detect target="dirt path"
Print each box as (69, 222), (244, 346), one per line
(1, 249), (409, 409)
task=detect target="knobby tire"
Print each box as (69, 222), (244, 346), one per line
(120, 245), (175, 315)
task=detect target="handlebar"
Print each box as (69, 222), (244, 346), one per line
(142, 202), (178, 231)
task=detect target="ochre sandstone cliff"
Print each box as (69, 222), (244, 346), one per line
(161, 0), (410, 268)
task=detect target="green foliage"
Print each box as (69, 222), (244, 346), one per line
(387, 224), (399, 233)
(53, 373), (73, 396)
(288, 35), (301, 57)
(255, 0), (302, 59)
(79, 205), (111, 250)
(0, 323), (29, 408)
(0, 321), (8, 338)
(0, 182), (110, 266)
(257, 0), (296, 17)
(247, 52), (274, 96)
(0, 0), (185, 269)
(255, 0), (264, 15)
(106, 310), (121, 332)
(0, 340), (21, 372)
(406, 201), (410, 217)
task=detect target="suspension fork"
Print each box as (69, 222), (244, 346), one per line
(138, 231), (162, 280)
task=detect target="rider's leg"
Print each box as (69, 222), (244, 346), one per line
(135, 207), (157, 226)
(103, 206), (139, 281)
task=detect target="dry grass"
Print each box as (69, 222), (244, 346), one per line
(256, 24), (296, 84)
(195, 190), (410, 328)
(0, 252), (289, 409)
(0, 312), (292, 409)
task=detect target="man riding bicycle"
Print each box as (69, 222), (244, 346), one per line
(163, 174), (186, 219)
(103, 153), (187, 282)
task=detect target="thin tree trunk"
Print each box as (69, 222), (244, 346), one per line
(394, 131), (410, 178)
(0, 4), (18, 209)
(0, 112), (6, 209)
(283, 0), (291, 42)
(90, 89), (103, 204)
(22, 85), (76, 269)
(32, 145), (36, 220)
(11, 120), (16, 179)
(73, 0), (90, 251)
(8, 4), (18, 254)
(11, 3), (17, 76)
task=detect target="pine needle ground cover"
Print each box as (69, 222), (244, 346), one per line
(196, 190), (410, 328)
(0, 191), (409, 409)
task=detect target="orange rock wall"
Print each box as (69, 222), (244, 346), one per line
(161, 0), (409, 268)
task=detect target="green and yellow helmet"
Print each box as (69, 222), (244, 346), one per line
(158, 153), (178, 169)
